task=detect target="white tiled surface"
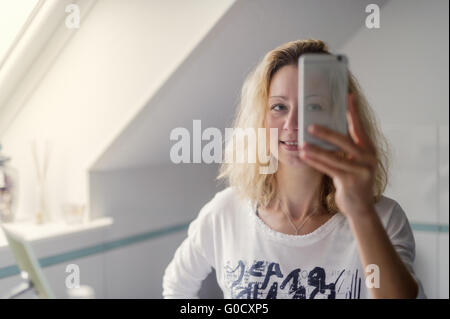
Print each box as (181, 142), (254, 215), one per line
(386, 170), (438, 224)
(0, 217), (112, 298)
(383, 124), (439, 224)
(383, 125), (437, 172)
(0, 254), (105, 298)
(438, 233), (449, 299)
(42, 254), (105, 298)
(439, 125), (449, 225)
(414, 231), (438, 298)
(383, 124), (448, 298)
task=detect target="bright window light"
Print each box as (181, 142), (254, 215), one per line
(0, 0), (40, 66)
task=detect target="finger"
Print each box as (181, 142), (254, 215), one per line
(308, 124), (364, 162)
(300, 150), (343, 178)
(301, 143), (361, 172)
(301, 146), (375, 186)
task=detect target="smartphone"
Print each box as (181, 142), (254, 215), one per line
(298, 53), (348, 151)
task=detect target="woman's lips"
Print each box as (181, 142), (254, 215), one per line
(279, 141), (299, 151)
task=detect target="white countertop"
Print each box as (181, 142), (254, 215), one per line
(0, 217), (113, 247)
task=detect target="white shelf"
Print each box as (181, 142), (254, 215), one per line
(0, 217), (113, 248)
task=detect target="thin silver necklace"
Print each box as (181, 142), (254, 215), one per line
(278, 199), (323, 235)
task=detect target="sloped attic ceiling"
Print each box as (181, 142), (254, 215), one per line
(92, 0), (390, 171)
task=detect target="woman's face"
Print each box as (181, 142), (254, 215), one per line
(265, 64), (315, 169)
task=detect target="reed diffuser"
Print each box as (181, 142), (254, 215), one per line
(31, 140), (51, 224)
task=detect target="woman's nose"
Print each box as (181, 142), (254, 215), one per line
(283, 108), (298, 131)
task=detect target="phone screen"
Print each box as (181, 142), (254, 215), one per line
(298, 54), (348, 151)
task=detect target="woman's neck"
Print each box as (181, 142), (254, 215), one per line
(273, 164), (324, 221)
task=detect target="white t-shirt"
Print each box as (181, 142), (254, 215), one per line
(162, 187), (426, 299)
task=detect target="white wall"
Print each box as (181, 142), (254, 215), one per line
(339, 0), (449, 298)
(90, 164), (224, 297)
(0, 0), (235, 222)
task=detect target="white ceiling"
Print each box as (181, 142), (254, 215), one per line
(0, 0), (39, 68)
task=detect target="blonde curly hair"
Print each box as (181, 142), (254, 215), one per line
(217, 39), (392, 213)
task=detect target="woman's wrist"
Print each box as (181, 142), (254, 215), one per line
(346, 206), (379, 229)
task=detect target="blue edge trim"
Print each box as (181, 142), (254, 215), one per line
(0, 221), (448, 279)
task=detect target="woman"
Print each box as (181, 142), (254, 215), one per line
(162, 39), (426, 299)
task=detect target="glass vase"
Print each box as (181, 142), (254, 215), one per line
(35, 179), (50, 224)
(0, 160), (19, 223)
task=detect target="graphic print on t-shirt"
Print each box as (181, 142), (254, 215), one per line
(223, 259), (362, 299)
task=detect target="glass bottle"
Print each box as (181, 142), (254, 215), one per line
(0, 144), (19, 223)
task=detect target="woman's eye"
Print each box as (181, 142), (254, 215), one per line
(307, 103), (322, 111)
(271, 104), (286, 111)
